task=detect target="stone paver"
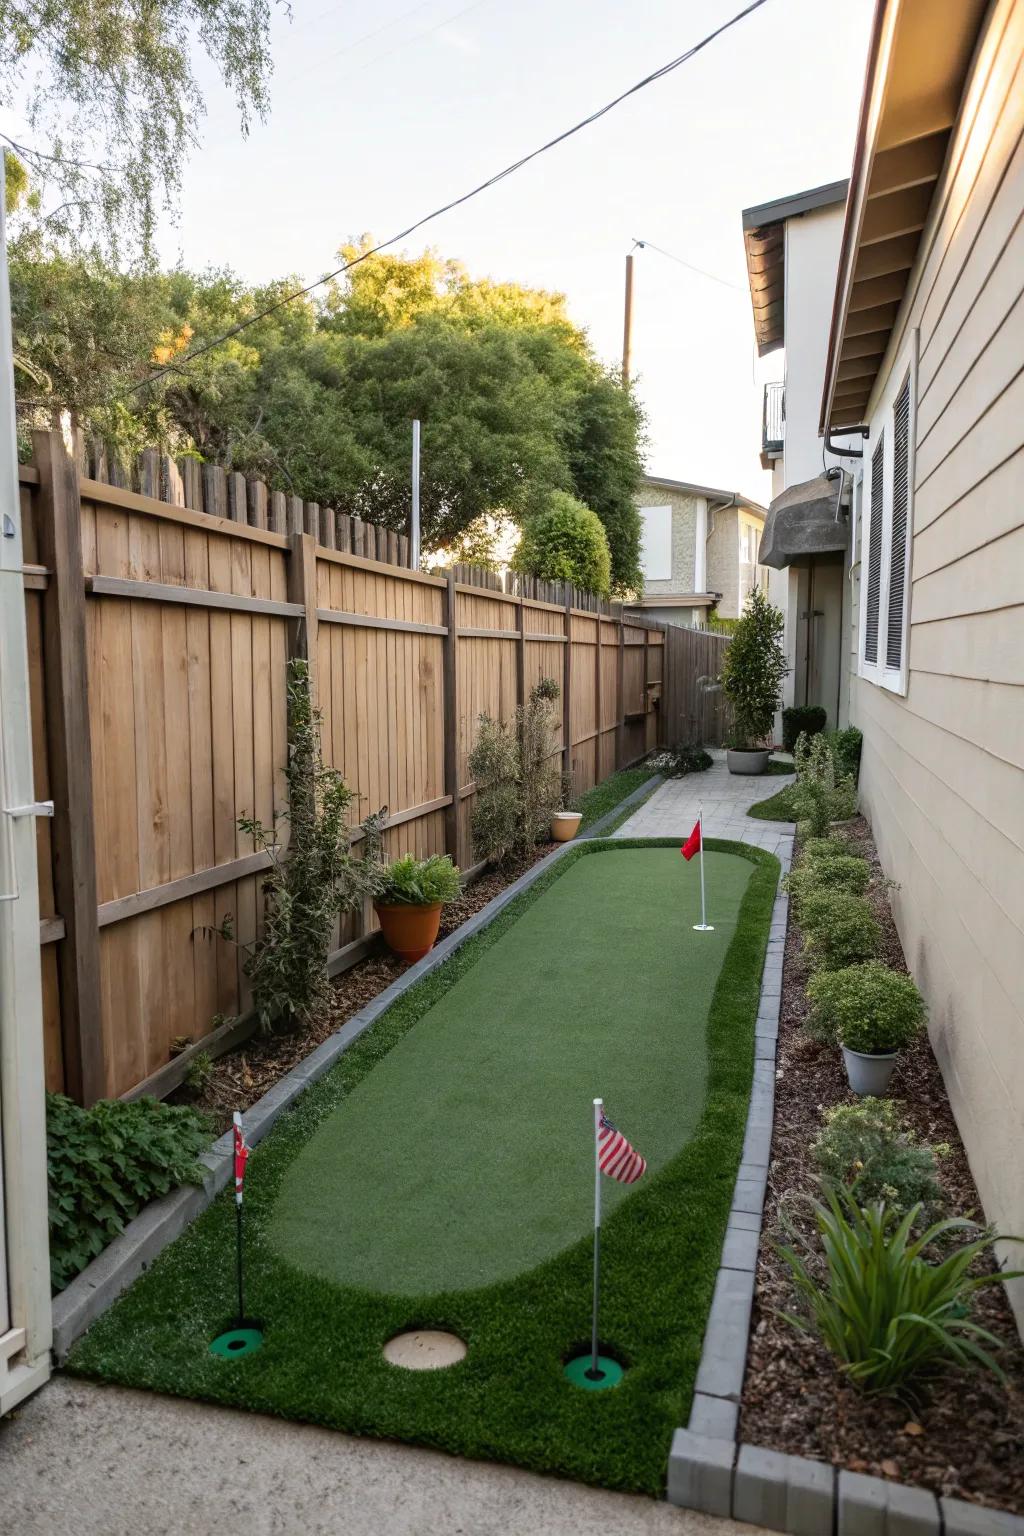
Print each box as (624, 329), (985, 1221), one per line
(0, 1377), (771, 1536)
(614, 751), (794, 865)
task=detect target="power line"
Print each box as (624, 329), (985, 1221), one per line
(137, 0), (771, 392)
(631, 237), (745, 293)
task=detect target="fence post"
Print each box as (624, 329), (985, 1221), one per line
(595, 615), (603, 780)
(616, 620), (625, 769)
(443, 571), (464, 867)
(32, 429), (105, 1105)
(562, 592), (573, 781)
(286, 532), (319, 705)
(516, 594), (526, 712)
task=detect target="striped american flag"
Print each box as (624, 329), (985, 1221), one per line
(597, 1109), (646, 1184)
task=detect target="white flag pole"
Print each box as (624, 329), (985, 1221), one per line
(589, 1097), (603, 1380)
(693, 804), (714, 932)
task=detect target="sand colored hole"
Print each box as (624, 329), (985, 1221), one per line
(383, 1329), (467, 1370)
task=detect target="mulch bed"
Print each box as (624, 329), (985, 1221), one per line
(178, 844), (555, 1134)
(740, 816), (1024, 1516)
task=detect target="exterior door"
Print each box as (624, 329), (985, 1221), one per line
(806, 558), (844, 729)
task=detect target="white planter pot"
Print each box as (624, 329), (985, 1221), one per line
(726, 748), (769, 776)
(550, 811), (582, 843)
(842, 1045), (898, 1096)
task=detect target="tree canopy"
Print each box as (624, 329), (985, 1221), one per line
(11, 241), (646, 591)
(0, 0), (276, 255)
(513, 492), (613, 597)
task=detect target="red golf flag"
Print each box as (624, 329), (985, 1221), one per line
(680, 819), (702, 861)
(233, 1111), (250, 1206)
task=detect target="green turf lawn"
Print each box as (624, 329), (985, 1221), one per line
(573, 766), (658, 831)
(69, 838), (779, 1495)
(747, 782), (799, 821)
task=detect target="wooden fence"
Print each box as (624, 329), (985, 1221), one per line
(660, 625), (731, 748)
(20, 432), (691, 1106)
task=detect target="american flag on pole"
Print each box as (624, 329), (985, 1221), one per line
(597, 1109), (646, 1184)
(233, 1111), (250, 1206)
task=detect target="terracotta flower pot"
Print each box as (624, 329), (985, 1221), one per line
(550, 811), (582, 843)
(374, 901), (443, 964)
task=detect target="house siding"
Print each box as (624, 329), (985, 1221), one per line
(850, 0), (1024, 1328)
(636, 484), (700, 597)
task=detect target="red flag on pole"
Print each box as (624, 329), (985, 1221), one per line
(680, 820), (701, 861)
(233, 1111), (250, 1206)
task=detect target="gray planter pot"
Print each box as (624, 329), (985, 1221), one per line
(842, 1045), (898, 1096)
(726, 748), (770, 776)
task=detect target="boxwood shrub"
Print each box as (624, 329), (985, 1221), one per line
(806, 960), (926, 1052)
(782, 705), (827, 754)
(785, 855), (871, 915)
(800, 889), (881, 971)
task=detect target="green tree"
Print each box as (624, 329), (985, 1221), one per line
(0, 0), (276, 255)
(513, 492), (612, 596)
(720, 586), (788, 749)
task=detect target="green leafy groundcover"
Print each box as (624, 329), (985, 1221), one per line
(69, 838), (779, 1496)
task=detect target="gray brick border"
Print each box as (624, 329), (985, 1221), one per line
(664, 831), (1024, 1536)
(51, 776), (663, 1362)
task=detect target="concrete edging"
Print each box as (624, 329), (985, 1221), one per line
(665, 836), (1024, 1536)
(51, 774), (662, 1362)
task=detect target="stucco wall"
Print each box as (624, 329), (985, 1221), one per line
(706, 504), (739, 615)
(850, 3), (1024, 1329)
(635, 484), (701, 596)
(783, 203), (846, 485)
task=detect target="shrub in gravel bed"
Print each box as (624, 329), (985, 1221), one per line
(778, 1184), (1022, 1397)
(806, 961), (925, 1052)
(811, 1098), (946, 1218)
(800, 889), (881, 971)
(801, 834), (852, 861)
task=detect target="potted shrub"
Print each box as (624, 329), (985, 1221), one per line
(373, 854), (462, 964)
(806, 960), (926, 1095)
(720, 587), (788, 775)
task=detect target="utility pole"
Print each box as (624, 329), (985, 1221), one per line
(621, 252), (634, 387)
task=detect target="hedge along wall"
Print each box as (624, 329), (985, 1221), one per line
(20, 431), (673, 1107)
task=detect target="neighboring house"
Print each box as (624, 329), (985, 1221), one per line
(758, 0), (1024, 1330)
(632, 476), (768, 627)
(742, 180), (853, 728)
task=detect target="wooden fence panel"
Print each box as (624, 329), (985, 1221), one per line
(660, 625), (731, 747)
(21, 436), (725, 1103)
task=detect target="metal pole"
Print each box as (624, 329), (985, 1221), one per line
(693, 805), (714, 931)
(588, 1097), (603, 1380)
(410, 419), (421, 570)
(235, 1203), (245, 1324)
(0, 149), (54, 1399)
(621, 254), (634, 386)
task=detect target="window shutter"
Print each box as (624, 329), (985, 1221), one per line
(864, 433), (884, 664)
(886, 376), (911, 669)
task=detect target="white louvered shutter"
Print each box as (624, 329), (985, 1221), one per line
(886, 377), (911, 670)
(864, 433), (884, 664)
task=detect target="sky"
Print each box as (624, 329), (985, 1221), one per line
(167, 0), (873, 503)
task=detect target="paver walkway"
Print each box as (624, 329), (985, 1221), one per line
(0, 1377), (770, 1536)
(615, 751), (794, 863)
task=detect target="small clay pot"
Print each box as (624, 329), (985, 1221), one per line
(374, 900), (443, 964)
(550, 811), (582, 843)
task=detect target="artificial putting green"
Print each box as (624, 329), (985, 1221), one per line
(272, 846), (751, 1294)
(69, 838), (779, 1496)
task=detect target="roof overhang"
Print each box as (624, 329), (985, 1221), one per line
(820, 0), (989, 433)
(759, 472), (849, 570)
(642, 475), (766, 518)
(741, 181), (849, 355)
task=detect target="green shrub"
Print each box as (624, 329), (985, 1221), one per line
(802, 835), (852, 862)
(646, 744), (713, 777)
(721, 587), (788, 750)
(513, 491), (612, 596)
(376, 854), (461, 906)
(230, 659), (384, 1033)
(469, 679), (562, 864)
(827, 726), (863, 783)
(811, 1099), (946, 1217)
(806, 961), (925, 1051)
(47, 1093), (210, 1293)
(785, 855), (871, 915)
(800, 889), (880, 971)
(782, 705), (826, 754)
(777, 1184), (1020, 1396)
(792, 732), (857, 836)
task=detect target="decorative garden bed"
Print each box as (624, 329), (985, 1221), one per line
(68, 837), (779, 1495)
(742, 815), (1024, 1519)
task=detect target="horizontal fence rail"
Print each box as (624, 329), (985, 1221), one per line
(19, 432), (713, 1105)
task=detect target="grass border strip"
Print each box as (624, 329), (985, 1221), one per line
(51, 773), (663, 1362)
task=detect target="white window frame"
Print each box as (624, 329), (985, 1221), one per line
(857, 330), (917, 695)
(639, 504), (673, 582)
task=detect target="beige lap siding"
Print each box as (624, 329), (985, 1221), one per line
(851, 1), (1024, 1330)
